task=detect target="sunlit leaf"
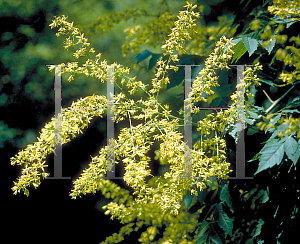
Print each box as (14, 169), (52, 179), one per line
(232, 39), (247, 63)
(253, 219), (265, 238)
(284, 137), (300, 165)
(242, 36), (258, 56)
(255, 138), (286, 174)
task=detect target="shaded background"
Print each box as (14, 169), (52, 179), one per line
(1, 0), (186, 243)
(2, 0), (299, 243)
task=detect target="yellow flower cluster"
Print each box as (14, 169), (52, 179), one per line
(123, 11), (177, 57)
(185, 14), (238, 56)
(49, 15), (91, 54)
(161, 2), (200, 55)
(254, 1), (300, 84)
(99, 177), (199, 244)
(190, 36), (235, 107)
(147, 2), (200, 95)
(268, 0), (300, 20)
(7, 7), (266, 244)
(276, 41), (300, 83)
(49, 15), (131, 84)
(10, 2), (267, 242)
(250, 0), (300, 140)
(257, 114), (300, 139)
(11, 2), (252, 215)
(11, 94), (107, 196)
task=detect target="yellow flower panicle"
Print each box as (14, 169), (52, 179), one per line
(268, 0), (300, 21)
(255, 1), (300, 85)
(11, 2), (269, 243)
(12, 1), (264, 222)
(11, 95), (107, 196)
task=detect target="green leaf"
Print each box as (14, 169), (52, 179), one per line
(229, 126), (237, 144)
(258, 38), (276, 54)
(183, 191), (194, 209)
(195, 221), (209, 244)
(198, 204), (217, 222)
(195, 233), (208, 244)
(246, 110), (260, 120)
(231, 38), (241, 45)
(271, 16), (300, 28)
(220, 184), (233, 210)
(248, 150), (261, 162)
(232, 39), (247, 63)
(197, 221), (210, 236)
(206, 176), (217, 189)
(286, 97), (300, 108)
(148, 53), (161, 71)
(242, 36), (258, 56)
(214, 203), (233, 236)
(209, 223), (225, 244)
(247, 125), (260, 136)
(253, 219), (265, 238)
(255, 138), (286, 174)
(245, 117), (255, 125)
(284, 137), (300, 165)
(279, 109), (300, 114)
(197, 188), (208, 203)
(252, 189), (269, 208)
(259, 78), (275, 87)
(250, 105), (265, 114)
(267, 122), (292, 141)
(265, 114), (282, 133)
(131, 49), (153, 63)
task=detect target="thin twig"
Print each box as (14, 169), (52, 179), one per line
(258, 82), (298, 118)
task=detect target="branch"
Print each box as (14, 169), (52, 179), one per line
(265, 83), (295, 114)
(258, 81), (299, 118)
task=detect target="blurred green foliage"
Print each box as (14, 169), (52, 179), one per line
(1, 0), (183, 148)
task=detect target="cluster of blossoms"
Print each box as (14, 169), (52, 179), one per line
(10, 1), (270, 243)
(257, 113), (300, 139)
(248, 0), (300, 138)
(11, 5), (266, 244)
(250, 0), (300, 85)
(268, 0), (300, 21)
(150, 3), (200, 95)
(161, 3), (200, 55)
(11, 94), (107, 196)
(123, 11), (177, 57)
(11, 2), (238, 216)
(48, 15), (132, 83)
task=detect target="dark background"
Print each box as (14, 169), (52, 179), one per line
(2, 0), (299, 243)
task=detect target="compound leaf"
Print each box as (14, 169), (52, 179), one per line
(255, 138), (286, 174)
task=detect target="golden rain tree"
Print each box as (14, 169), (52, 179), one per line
(10, 2), (269, 243)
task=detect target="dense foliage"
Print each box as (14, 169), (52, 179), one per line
(10, 0), (299, 243)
